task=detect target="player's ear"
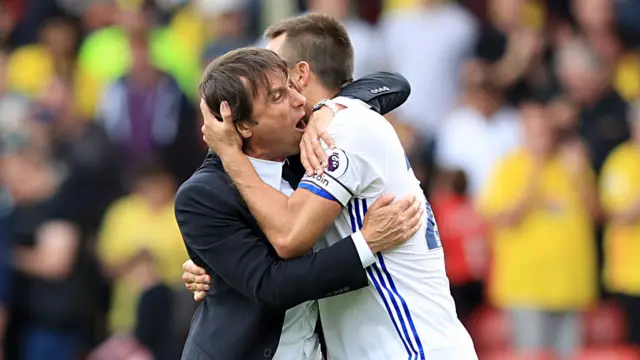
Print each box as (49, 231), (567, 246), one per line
(235, 121), (253, 139)
(292, 61), (311, 88)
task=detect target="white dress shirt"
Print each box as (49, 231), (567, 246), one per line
(247, 156), (375, 360)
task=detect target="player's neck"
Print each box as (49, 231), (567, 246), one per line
(304, 82), (340, 113)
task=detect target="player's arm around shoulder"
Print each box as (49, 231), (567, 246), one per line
(176, 177), (423, 309)
(261, 112), (386, 256)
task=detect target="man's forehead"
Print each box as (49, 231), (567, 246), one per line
(239, 73), (287, 115)
(267, 71), (286, 87)
(238, 70), (286, 94)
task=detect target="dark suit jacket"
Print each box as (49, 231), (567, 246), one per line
(175, 72), (410, 360)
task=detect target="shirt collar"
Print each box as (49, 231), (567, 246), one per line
(247, 156), (285, 190)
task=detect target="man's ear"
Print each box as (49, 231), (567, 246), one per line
(235, 121), (253, 139)
(292, 61), (312, 89)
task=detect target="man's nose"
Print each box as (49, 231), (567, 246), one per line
(291, 88), (306, 108)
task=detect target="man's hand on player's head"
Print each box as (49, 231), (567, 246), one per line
(301, 106), (336, 176)
(182, 259), (210, 302)
(361, 194), (424, 254)
(200, 99), (243, 156)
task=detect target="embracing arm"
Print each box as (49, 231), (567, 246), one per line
(175, 181), (373, 310)
(338, 72), (411, 115)
(215, 153), (346, 258)
(217, 105), (397, 258)
(200, 98), (421, 259)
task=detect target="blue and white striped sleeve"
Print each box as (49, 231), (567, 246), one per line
(298, 147), (359, 207)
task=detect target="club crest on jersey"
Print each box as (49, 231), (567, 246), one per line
(325, 148), (348, 178)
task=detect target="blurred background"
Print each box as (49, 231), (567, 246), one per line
(0, 0), (639, 359)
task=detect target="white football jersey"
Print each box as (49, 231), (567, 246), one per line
(299, 98), (477, 360)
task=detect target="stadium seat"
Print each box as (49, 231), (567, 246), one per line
(480, 349), (556, 360)
(572, 346), (640, 360)
(582, 302), (626, 346)
(468, 306), (511, 351)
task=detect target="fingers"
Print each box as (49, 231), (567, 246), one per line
(185, 281), (208, 293)
(194, 291), (206, 302)
(367, 193), (396, 212)
(300, 142), (313, 175)
(201, 125), (208, 145)
(199, 98), (209, 118)
(182, 271), (194, 285)
(319, 130), (335, 149)
(219, 101), (232, 124)
(405, 202), (424, 234)
(308, 139), (324, 175)
(402, 195), (422, 221)
(185, 281), (209, 292)
(312, 135), (329, 173)
(303, 132), (324, 175)
(392, 194), (417, 213)
(183, 273), (210, 289)
(182, 259), (210, 294)
(183, 259), (206, 275)
(302, 127), (323, 175)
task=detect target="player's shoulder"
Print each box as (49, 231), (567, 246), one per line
(333, 97), (384, 119)
(335, 108), (385, 128)
(329, 99), (392, 137)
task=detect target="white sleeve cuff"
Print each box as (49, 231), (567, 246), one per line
(351, 230), (376, 268)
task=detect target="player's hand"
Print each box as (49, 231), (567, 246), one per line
(200, 99), (243, 156)
(182, 259), (210, 302)
(300, 106), (336, 176)
(361, 194), (424, 253)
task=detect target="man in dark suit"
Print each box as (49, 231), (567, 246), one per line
(175, 48), (416, 360)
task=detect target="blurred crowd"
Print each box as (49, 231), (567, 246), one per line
(0, 0), (639, 359)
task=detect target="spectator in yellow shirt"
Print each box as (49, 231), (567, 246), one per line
(97, 159), (188, 334)
(600, 102), (640, 347)
(7, 17), (78, 98)
(478, 98), (598, 360)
